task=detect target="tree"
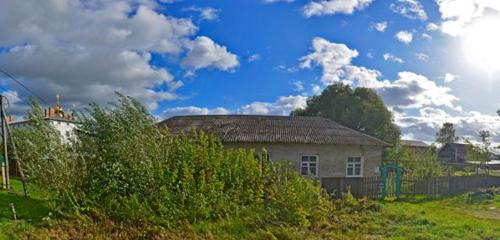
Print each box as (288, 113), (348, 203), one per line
(435, 122), (458, 144)
(465, 131), (492, 174)
(291, 83), (400, 144)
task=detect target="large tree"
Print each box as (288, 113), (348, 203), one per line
(435, 122), (458, 144)
(291, 83), (400, 144)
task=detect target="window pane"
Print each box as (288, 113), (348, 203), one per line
(347, 157), (353, 163)
(354, 167), (361, 176)
(301, 166), (308, 175)
(310, 165), (317, 175)
(355, 157), (361, 163)
(310, 156), (317, 162)
(347, 167), (353, 176)
(302, 156), (309, 162)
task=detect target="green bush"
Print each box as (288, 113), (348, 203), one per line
(13, 94), (331, 228)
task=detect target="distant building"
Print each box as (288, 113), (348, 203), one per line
(438, 143), (500, 167)
(400, 139), (430, 152)
(438, 143), (468, 165)
(8, 95), (77, 142)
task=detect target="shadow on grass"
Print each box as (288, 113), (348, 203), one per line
(0, 190), (50, 224)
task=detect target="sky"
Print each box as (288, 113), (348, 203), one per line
(0, 0), (499, 143)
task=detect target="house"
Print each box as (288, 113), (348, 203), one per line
(160, 115), (390, 178)
(8, 95), (77, 142)
(400, 139), (430, 152)
(438, 143), (468, 165)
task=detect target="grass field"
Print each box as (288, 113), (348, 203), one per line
(1, 179), (499, 239)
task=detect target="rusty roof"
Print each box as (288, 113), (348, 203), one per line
(160, 115), (390, 146)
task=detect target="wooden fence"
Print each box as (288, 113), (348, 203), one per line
(321, 175), (500, 199)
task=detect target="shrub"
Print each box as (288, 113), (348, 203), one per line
(13, 94), (331, 228)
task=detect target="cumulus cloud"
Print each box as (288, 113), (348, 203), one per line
(293, 81), (305, 92)
(181, 36), (239, 74)
(396, 108), (500, 143)
(383, 53), (404, 63)
(443, 73), (459, 83)
(0, 0), (239, 113)
(184, 6), (220, 22)
(303, 0), (373, 18)
(373, 21), (388, 32)
(390, 0), (428, 21)
(299, 37), (459, 110)
(162, 95), (307, 118)
(436, 0), (500, 36)
(238, 95), (307, 115)
(395, 31), (413, 44)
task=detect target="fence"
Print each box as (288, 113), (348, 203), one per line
(321, 175), (500, 199)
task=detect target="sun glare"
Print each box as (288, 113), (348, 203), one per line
(463, 17), (500, 75)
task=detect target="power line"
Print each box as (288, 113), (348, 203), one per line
(0, 68), (49, 105)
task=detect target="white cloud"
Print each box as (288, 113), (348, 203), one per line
(238, 95), (307, 115)
(311, 84), (322, 95)
(396, 108), (500, 143)
(0, 0), (238, 112)
(443, 73), (459, 83)
(184, 6), (220, 22)
(383, 53), (404, 63)
(247, 54), (261, 62)
(390, 0), (428, 21)
(436, 0), (500, 36)
(374, 21), (388, 32)
(299, 37), (459, 110)
(394, 31), (413, 44)
(421, 33), (432, 40)
(162, 106), (230, 118)
(293, 81), (305, 92)
(415, 52), (429, 61)
(427, 22), (440, 31)
(181, 36), (239, 73)
(303, 0), (374, 18)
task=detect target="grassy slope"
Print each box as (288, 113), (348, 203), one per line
(1, 179), (499, 239)
(0, 179), (50, 240)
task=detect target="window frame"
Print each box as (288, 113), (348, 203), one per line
(300, 155), (319, 177)
(346, 156), (363, 178)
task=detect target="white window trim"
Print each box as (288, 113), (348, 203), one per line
(300, 154), (319, 177)
(346, 156), (364, 178)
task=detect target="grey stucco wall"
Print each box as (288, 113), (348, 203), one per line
(224, 142), (382, 178)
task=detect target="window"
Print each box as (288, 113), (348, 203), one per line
(346, 157), (362, 177)
(301, 155), (318, 176)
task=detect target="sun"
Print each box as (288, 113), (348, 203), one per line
(463, 17), (500, 74)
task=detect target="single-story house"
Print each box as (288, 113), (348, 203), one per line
(400, 139), (430, 152)
(160, 115), (390, 179)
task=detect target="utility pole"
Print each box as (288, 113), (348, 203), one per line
(1, 95), (9, 190)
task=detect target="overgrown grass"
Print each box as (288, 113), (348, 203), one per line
(2, 181), (499, 239)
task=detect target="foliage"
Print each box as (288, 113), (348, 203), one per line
(291, 82), (401, 144)
(12, 94), (331, 229)
(11, 99), (82, 193)
(384, 144), (443, 179)
(465, 130), (493, 167)
(435, 122), (459, 144)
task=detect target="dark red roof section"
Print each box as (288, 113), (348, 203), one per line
(159, 115), (390, 146)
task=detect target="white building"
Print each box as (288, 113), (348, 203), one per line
(8, 95), (78, 142)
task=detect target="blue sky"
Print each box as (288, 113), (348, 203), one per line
(0, 0), (499, 143)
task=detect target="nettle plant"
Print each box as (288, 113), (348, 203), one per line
(14, 94), (329, 227)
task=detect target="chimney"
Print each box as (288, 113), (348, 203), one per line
(44, 109), (47, 117)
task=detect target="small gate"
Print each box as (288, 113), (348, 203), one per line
(379, 163), (404, 199)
